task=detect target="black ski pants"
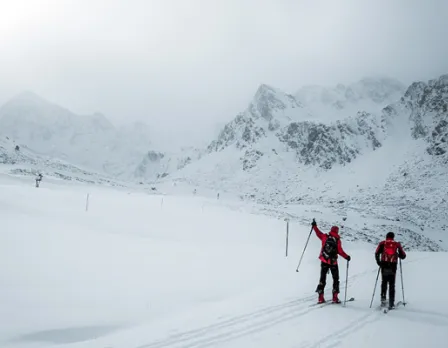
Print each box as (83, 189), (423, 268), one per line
(381, 267), (396, 304)
(316, 262), (339, 294)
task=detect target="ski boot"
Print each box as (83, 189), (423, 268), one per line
(381, 296), (387, 308)
(389, 300), (395, 310)
(332, 292), (341, 304)
(318, 293), (325, 304)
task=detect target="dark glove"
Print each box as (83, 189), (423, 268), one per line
(377, 260), (381, 267)
(346, 255), (351, 262)
(311, 219), (317, 226)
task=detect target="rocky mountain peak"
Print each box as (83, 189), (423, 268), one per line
(250, 84), (302, 122)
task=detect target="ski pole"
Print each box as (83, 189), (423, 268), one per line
(369, 267), (381, 308)
(400, 258), (406, 306)
(295, 225), (313, 272)
(344, 260), (349, 306)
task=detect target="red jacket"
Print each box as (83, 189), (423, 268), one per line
(375, 238), (406, 267)
(313, 225), (349, 265)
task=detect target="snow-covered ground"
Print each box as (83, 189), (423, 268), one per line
(1, 175), (447, 348)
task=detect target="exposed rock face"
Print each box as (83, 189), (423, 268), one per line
(278, 112), (382, 169)
(384, 75), (448, 159)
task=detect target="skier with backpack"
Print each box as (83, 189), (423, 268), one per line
(375, 232), (406, 309)
(312, 219), (351, 304)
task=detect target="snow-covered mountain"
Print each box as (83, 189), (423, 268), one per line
(0, 92), (205, 181)
(180, 75), (445, 187)
(168, 75), (448, 251)
(0, 92), (154, 179)
(134, 77), (406, 179)
(206, 79), (390, 172)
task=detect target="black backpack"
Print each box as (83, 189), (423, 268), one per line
(322, 235), (338, 260)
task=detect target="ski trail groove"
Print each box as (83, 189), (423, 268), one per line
(135, 295), (314, 348)
(300, 311), (380, 348)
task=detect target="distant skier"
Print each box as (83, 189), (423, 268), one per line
(312, 219), (351, 304)
(35, 173), (43, 188)
(375, 232), (406, 309)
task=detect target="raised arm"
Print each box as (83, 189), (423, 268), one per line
(312, 225), (325, 240)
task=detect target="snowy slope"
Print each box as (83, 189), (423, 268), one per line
(1, 176), (447, 348)
(0, 135), (125, 187)
(134, 146), (205, 181)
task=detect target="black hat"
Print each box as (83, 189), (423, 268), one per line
(386, 232), (395, 239)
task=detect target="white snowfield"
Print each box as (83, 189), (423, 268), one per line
(1, 175), (447, 348)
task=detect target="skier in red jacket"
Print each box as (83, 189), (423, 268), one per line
(375, 232), (406, 309)
(312, 219), (351, 304)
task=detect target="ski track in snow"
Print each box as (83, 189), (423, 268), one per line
(135, 270), (371, 348)
(297, 312), (379, 348)
(133, 260), (447, 348)
(136, 299), (323, 348)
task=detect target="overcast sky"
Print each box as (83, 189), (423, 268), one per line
(0, 0), (447, 147)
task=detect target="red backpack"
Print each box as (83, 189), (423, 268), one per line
(382, 240), (398, 263)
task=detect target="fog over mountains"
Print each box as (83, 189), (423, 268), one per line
(0, 77), (410, 178)
(1, 74), (447, 250)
